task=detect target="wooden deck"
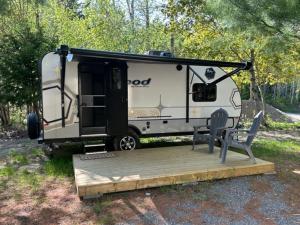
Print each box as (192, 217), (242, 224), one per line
(73, 145), (275, 197)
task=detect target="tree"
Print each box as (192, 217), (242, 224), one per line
(0, 0), (56, 126)
(165, 0), (300, 117)
(0, 24), (56, 108)
(206, 0), (300, 40)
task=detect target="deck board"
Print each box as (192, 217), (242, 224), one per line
(73, 145), (275, 197)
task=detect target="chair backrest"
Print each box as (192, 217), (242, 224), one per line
(246, 111), (263, 146)
(209, 108), (229, 135)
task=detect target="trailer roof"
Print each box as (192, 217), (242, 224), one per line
(64, 46), (251, 70)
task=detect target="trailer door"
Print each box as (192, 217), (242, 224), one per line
(106, 63), (128, 136)
(79, 63), (107, 135)
(78, 62), (127, 136)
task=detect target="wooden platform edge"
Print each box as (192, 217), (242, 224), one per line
(75, 160), (275, 197)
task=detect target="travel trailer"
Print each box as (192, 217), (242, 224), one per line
(27, 45), (251, 150)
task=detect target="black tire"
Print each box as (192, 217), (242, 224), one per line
(27, 112), (40, 139)
(113, 129), (141, 151)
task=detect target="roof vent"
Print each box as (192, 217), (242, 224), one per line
(146, 50), (173, 58)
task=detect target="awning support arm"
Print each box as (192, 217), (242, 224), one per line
(188, 66), (207, 85)
(57, 45), (69, 128)
(207, 67), (242, 87)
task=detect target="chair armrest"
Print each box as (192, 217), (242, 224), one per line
(194, 125), (210, 131)
(224, 128), (250, 133)
(235, 129), (250, 133)
(224, 128), (255, 138)
(215, 126), (228, 131)
(224, 128), (238, 133)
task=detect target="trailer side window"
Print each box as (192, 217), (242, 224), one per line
(192, 83), (217, 102)
(112, 68), (122, 90)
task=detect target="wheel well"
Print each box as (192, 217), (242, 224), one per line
(128, 125), (141, 136)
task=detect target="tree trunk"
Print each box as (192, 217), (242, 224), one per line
(249, 49), (259, 102)
(170, 32), (175, 55)
(126, 0), (135, 51)
(145, 0), (150, 29)
(126, 0), (135, 24)
(248, 49), (262, 117)
(144, 0), (150, 50)
(251, 50), (267, 125)
(0, 104), (11, 127)
(291, 81), (296, 104)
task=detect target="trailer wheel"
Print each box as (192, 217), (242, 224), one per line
(27, 112), (40, 139)
(113, 129), (140, 151)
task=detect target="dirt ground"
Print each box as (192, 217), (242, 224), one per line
(0, 136), (300, 225)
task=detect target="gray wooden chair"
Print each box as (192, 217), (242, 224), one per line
(220, 111), (263, 164)
(193, 108), (229, 153)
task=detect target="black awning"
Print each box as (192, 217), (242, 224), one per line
(64, 46), (251, 70)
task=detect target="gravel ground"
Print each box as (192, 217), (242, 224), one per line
(0, 138), (40, 161)
(112, 175), (299, 225)
(285, 113), (300, 122)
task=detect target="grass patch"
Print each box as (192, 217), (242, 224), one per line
(18, 170), (43, 191)
(140, 136), (192, 148)
(251, 139), (300, 163)
(44, 157), (73, 177)
(9, 150), (28, 165)
(231, 139), (300, 182)
(265, 119), (300, 130)
(0, 166), (16, 177)
(93, 200), (112, 215)
(230, 139), (299, 165)
(31, 148), (44, 157)
(159, 185), (178, 193)
(0, 166), (43, 194)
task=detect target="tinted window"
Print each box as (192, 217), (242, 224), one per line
(192, 83), (217, 102)
(112, 68), (122, 90)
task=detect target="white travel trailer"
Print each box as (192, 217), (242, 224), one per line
(27, 45), (251, 150)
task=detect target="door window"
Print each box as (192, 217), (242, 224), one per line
(112, 68), (122, 90)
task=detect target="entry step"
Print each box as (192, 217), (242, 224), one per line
(81, 134), (108, 137)
(79, 152), (116, 160)
(84, 143), (105, 148)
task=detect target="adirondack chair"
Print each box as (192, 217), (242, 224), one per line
(193, 108), (229, 153)
(220, 111), (263, 164)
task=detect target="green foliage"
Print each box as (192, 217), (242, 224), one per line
(0, 0), (9, 13)
(266, 95), (300, 113)
(207, 0), (300, 40)
(9, 150), (29, 165)
(0, 0), (57, 108)
(0, 166), (16, 177)
(167, 0), (300, 95)
(44, 157), (73, 177)
(18, 170), (43, 191)
(0, 0), (299, 119)
(92, 198), (113, 215)
(265, 117), (300, 130)
(31, 147), (44, 157)
(251, 139), (300, 163)
(0, 25), (56, 106)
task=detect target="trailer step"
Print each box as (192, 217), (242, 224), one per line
(81, 134), (108, 137)
(83, 142), (106, 154)
(86, 150), (107, 154)
(79, 152), (115, 160)
(84, 144), (105, 148)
